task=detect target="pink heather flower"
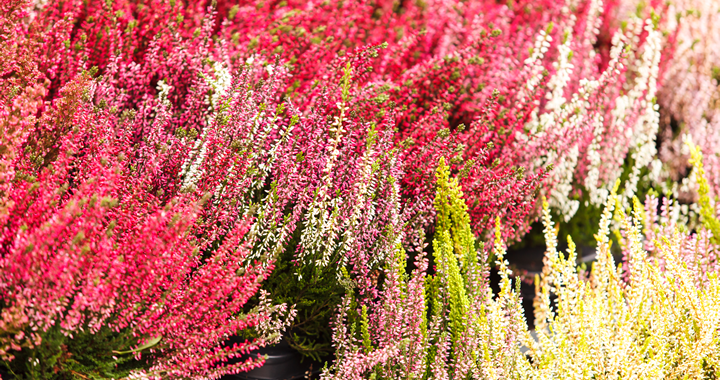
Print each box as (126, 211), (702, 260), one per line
(0, 68), (299, 377)
(2, 0), (708, 377)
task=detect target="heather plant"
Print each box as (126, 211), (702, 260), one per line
(23, 0), (658, 244)
(0, 4), (311, 377)
(322, 158), (531, 379)
(327, 153), (720, 379)
(218, 0), (556, 242)
(243, 62), (409, 361)
(15, 0), (676, 235)
(613, 0), (720, 206)
(0, 0), (46, 226)
(646, 0), (720, 198)
(528, 181), (720, 378)
(4, 0), (717, 378)
(368, 0), (666, 236)
(518, 148), (720, 378)
(0, 68), (297, 379)
(19, 0), (675, 245)
(3, 0), (414, 365)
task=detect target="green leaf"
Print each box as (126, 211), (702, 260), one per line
(112, 336), (162, 355)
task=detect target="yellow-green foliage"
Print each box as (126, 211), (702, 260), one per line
(688, 141), (720, 244)
(433, 157), (472, 344)
(360, 304), (372, 354)
(326, 155), (720, 380)
(526, 181), (720, 379)
(431, 158), (530, 379)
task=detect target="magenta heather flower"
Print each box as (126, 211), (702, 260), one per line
(2, 0), (711, 377)
(2, 0), (413, 370)
(0, 63), (302, 377)
(10, 0), (669, 246)
(323, 159), (531, 379)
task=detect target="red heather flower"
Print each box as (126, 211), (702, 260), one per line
(3, 0), (412, 368)
(20, 0), (547, 244)
(0, 12), (306, 372)
(0, 0), (46, 225)
(0, 73), (297, 378)
(212, 0), (664, 240)
(16, 0), (671, 243)
(219, 0), (560, 240)
(322, 160), (529, 379)
(0, 0), (684, 375)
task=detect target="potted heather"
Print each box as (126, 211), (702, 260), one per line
(0, 4), (303, 377)
(4, 0), (719, 378)
(323, 146), (720, 378)
(0, 68), (296, 378)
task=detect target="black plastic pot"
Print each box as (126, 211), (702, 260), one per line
(221, 338), (322, 380)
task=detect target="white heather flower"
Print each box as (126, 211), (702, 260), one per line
(205, 61), (232, 110)
(548, 145), (581, 221)
(156, 80), (172, 107)
(622, 23), (662, 203)
(179, 135), (207, 192)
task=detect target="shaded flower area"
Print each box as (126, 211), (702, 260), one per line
(0, 0), (718, 378)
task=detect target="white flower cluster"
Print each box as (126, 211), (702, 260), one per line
(519, 4), (668, 220)
(206, 61), (232, 110)
(621, 21), (662, 204)
(583, 30), (627, 206)
(533, 23), (584, 220)
(548, 145), (580, 221)
(520, 17), (606, 219)
(179, 135), (207, 193)
(156, 79), (172, 107)
(338, 128), (393, 270)
(179, 62), (233, 193)
(576, 0), (603, 75)
(152, 79), (174, 129)
(297, 100), (349, 272)
(518, 28), (554, 106)
(545, 25), (575, 112)
(253, 290), (297, 345)
(540, 16), (662, 216)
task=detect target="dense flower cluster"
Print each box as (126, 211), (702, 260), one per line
(14, 0), (670, 240)
(0, 9), (304, 374)
(647, 0), (720, 198)
(527, 180), (720, 378)
(1, 0), (719, 378)
(326, 156), (720, 379)
(322, 158), (528, 379)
